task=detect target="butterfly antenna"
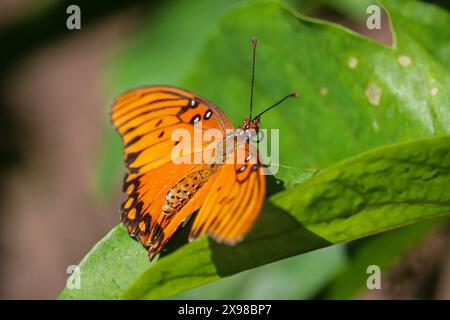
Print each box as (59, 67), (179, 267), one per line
(249, 37), (257, 119)
(253, 92), (299, 120)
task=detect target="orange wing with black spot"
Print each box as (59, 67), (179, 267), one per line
(111, 85), (232, 174)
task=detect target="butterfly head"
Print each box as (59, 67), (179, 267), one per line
(241, 117), (260, 132)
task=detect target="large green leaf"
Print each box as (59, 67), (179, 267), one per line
(181, 1), (449, 170)
(62, 0), (450, 299)
(60, 135), (450, 299)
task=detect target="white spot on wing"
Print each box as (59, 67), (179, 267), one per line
(431, 87), (438, 96)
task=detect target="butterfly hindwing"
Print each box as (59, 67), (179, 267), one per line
(121, 158), (209, 256)
(189, 143), (266, 244)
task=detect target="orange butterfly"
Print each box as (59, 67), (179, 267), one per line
(111, 38), (297, 260)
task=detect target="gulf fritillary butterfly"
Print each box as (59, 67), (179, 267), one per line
(111, 38), (298, 260)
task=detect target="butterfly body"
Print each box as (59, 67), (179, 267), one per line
(217, 126), (258, 158)
(162, 164), (218, 216)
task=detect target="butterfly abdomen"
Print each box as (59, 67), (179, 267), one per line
(162, 164), (219, 216)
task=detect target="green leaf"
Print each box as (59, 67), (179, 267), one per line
(181, 1), (449, 170)
(59, 225), (148, 300)
(121, 136), (449, 299)
(60, 136), (450, 299)
(65, 0), (450, 299)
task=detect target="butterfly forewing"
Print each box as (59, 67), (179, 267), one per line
(111, 85), (233, 174)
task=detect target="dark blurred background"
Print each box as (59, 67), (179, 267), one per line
(0, 0), (448, 299)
